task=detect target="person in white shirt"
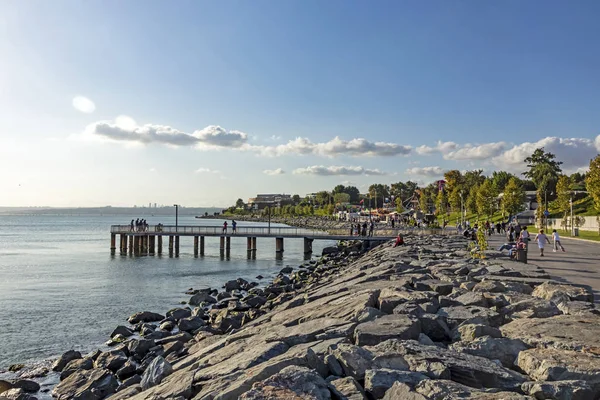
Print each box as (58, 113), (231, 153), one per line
(534, 229), (551, 257)
(552, 229), (566, 252)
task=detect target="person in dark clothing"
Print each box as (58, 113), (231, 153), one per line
(368, 221), (374, 237)
(361, 222), (367, 236)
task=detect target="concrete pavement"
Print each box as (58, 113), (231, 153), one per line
(486, 233), (600, 302)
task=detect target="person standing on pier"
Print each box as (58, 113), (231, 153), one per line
(222, 221), (228, 233)
(130, 219), (134, 232)
(232, 220), (237, 234)
(368, 221), (374, 237)
(349, 224), (354, 236)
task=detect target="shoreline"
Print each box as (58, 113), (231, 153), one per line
(2, 229), (599, 399)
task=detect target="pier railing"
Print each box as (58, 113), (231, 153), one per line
(110, 225), (457, 237)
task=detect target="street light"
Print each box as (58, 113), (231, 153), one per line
(570, 193), (574, 236)
(460, 191), (464, 226)
(173, 204), (179, 232)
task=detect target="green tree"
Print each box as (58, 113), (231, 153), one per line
(491, 171), (515, 193)
(235, 198), (245, 209)
(291, 194), (301, 205)
(585, 155), (600, 214)
(555, 175), (573, 217)
(448, 187), (464, 213)
(390, 181), (407, 199)
(368, 184), (390, 208)
(435, 189), (447, 215)
(524, 147), (563, 222)
(395, 197), (404, 213)
(502, 177), (526, 216)
(332, 185), (346, 194)
(476, 180), (498, 218)
(443, 170), (463, 191)
(464, 170), (486, 188)
(333, 192), (350, 205)
(315, 191), (331, 206)
(466, 184), (479, 215)
(343, 186), (361, 203)
(418, 190), (429, 213)
(295, 205), (303, 215)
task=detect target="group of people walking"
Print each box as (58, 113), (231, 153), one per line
(130, 218), (149, 232)
(222, 220), (237, 233)
(349, 221), (375, 237)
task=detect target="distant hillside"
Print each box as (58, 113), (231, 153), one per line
(0, 206), (224, 216)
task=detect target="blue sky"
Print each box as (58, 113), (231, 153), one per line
(1, 1), (599, 207)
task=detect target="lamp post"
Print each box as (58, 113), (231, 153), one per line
(173, 204), (179, 232)
(460, 191), (464, 226)
(569, 194), (574, 236)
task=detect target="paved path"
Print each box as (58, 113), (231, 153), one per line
(487, 234), (600, 302)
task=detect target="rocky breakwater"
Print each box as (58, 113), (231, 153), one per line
(8, 235), (600, 400)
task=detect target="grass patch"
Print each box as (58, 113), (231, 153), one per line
(525, 225), (600, 242)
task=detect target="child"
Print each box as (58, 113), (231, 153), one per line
(552, 229), (566, 252)
(534, 229), (551, 257)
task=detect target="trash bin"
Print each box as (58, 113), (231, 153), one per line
(516, 248), (528, 264)
(573, 228), (579, 237)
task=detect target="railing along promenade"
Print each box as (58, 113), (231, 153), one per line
(109, 224), (456, 258)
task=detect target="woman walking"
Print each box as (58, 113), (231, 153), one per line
(552, 229), (566, 252)
(534, 229), (551, 257)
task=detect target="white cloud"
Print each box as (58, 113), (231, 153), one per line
(263, 168), (285, 175)
(72, 96), (96, 113)
(86, 120), (248, 149)
(492, 136), (598, 173)
(416, 141), (458, 155)
(253, 136), (412, 157)
(149, 168), (156, 172)
(595, 134), (600, 152)
(405, 166), (444, 177)
(445, 142), (508, 160)
(195, 168), (220, 174)
(293, 165), (387, 176)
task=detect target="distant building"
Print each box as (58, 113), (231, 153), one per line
(248, 194), (292, 210)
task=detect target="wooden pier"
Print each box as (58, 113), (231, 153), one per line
(109, 225), (397, 258)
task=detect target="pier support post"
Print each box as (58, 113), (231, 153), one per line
(110, 234), (116, 254)
(303, 237), (313, 254)
(226, 237), (231, 257)
(219, 236), (225, 257)
(142, 235), (148, 255)
(194, 236), (199, 257)
(134, 236), (140, 256)
(120, 234), (126, 254)
(200, 236), (205, 256)
(169, 236), (174, 257)
(149, 235), (155, 255)
(251, 237), (257, 259)
(276, 237), (284, 253)
(247, 237), (252, 258)
(175, 236), (180, 257)
(129, 235), (134, 255)
(157, 236), (163, 255)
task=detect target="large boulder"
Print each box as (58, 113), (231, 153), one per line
(450, 337), (530, 368)
(501, 315), (600, 351)
(501, 298), (561, 319)
(354, 314), (421, 346)
(419, 314), (451, 342)
(52, 350), (82, 372)
(517, 348), (600, 391)
(94, 350), (128, 372)
(178, 316), (206, 332)
(239, 366), (331, 399)
(59, 358), (93, 380)
(128, 311), (165, 324)
(382, 382), (427, 400)
(453, 324), (502, 342)
(437, 306), (503, 329)
(52, 368), (118, 399)
(364, 368), (429, 398)
(0, 388), (37, 400)
(414, 280), (454, 296)
(365, 340), (527, 391)
(165, 307), (192, 320)
(141, 356), (173, 390)
(127, 339), (156, 360)
(224, 279), (242, 292)
(328, 344), (376, 381)
(328, 377), (366, 400)
(532, 282), (594, 303)
(414, 379), (531, 399)
(110, 325), (134, 338)
(189, 292), (216, 306)
(521, 380), (594, 400)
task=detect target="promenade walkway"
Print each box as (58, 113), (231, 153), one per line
(487, 234), (600, 302)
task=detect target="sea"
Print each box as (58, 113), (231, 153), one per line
(0, 213), (335, 369)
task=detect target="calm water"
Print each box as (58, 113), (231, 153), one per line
(0, 214), (334, 368)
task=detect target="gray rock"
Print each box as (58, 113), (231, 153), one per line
(521, 380), (594, 400)
(117, 374), (142, 392)
(414, 379), (531, 399)
(382, 382), (427, 400)
(94, 350), (128, 372)
(454, 292), (489, 307)
(532, 282), (594, 303)
(418, 333), (435, 346)
(127, 339), (156, 360)
(354, 314), (421, 346)
(156, 332), (193, 346)
(0, 389), (37, 400)
(472, 280), (505, 293)
(356, 307), (386, 323)
(141, 356), (173, 390)
(414, 280), (454, 295)
(0, 380), (39, 395)
(328, 343), (375, 381)
(419, 313), (451, 342)
(166, 307), (192, 320)
(139, 323), (156, 336)
(280, 266), (294, 274)
(163, 341), (184, 358)
(127, 311), (165, 324)
(437, 306), (503, 329)
(328, 377), (366, 400)
(517, 348), (600, 391)
(239, 365), (331, 399)
(59, 358), (93, 380)
(556, 300), (600, 316)
(500, 282), (534, 295)
(224, 279), (242, 291)
(501, 298), (561, 319)
(116, 359), (138, 380)
(450, 336), (530, 368)
(52, 368), (118, 399)
(245, 296), (268, 308)
(364, 368), (430, 398)
(324, 354), (343, 377)
(110, 325), (134, 338)
(160, 321), (176, 331)
(51, 349), (82, 372)
(454, 324), (502, 342)
(189, 292), (216, 306)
